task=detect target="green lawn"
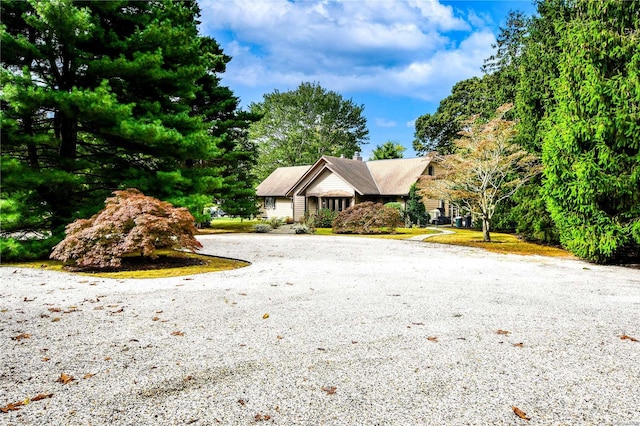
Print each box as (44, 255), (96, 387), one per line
(198, 217), (261, 234)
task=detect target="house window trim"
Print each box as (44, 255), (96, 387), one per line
(264, 196), (276, 210)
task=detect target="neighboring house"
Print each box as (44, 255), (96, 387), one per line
(256, 153), (451, 221)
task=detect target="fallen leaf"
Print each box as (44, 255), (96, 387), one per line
(48, 307), (62, 313)
(276, 335), (283, 339)
(23, 297), (36, 302)
(620, 334), (639, 342)
(497, 329), (511, 335)
(351, 341), (358, 344)
(152, 316), (160, 321)
(156, 310), (163, 314)
(0, 401), (23, 413)
(42, 357), (50, 362)
(171, 331), (184, 336)
(513, 342), (524, 348)
(52, 317), (61, 322)
(12, 333), (31, 341)
(110, 308), (124, 314)
(262, 313), (269, 319)
(239, 292), (248, 296)
(31, 393), (53, 402)
(56, 373), (74, 384)
(104, 357), (112, 361)
(412, 322), (425, 326)
(427, 336), (438, 342)
(512, 405), (531, 420)
(238, 399), (246, 405)
(83, 373), (95, 379)
(321, 386), (337, 395)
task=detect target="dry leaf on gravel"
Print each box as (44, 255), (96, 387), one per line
(321, 386), (337, 395)
(1, 401), (23, 413)
(56, 373), (74, 384)
(31, 393), (53, 402)
(12, 333), (30, 341)
(512, 405), (531, 420)
(171, 331), (184, 336)
(152, 316), (160, 321)
(427, 336), (438, 342)
(83, 373), (95, 379)
(497, 329), (511, 335)
(262, 313), (269, 319)
(619, 334), (639, 342)
(255, 413), (271, 421)
(512, 342), (524, 348)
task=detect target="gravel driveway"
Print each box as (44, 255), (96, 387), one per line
(1, 234), (639, 425)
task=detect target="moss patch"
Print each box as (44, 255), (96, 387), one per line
(425, 228), (573, 258)
(6, 250), (249, 279)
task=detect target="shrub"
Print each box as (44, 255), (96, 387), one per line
(332, 202), (402, 234)
(253, 224), (272, 233)
(50, 189), (202, 268)
(268, 217), (284, 229)
(292, 223), (312, 234)
(384, 202), (405, 218)
(307, 208), (338, 228)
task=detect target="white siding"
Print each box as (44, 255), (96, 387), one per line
(305, 170), (355, 196)
(262, 197), (293, 219)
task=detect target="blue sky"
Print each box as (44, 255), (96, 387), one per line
(197, 0), (537, 159)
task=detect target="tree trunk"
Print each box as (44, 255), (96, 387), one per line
(482, 216), (491, 242)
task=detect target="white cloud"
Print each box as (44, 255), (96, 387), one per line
(199, 0), (496, 101)
(375, 118), (398, 128)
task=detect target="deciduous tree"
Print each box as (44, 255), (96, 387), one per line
(370, 141), (405, 160)
(50, 189), (202, 268)
(249, 82), (369, 180)
(420, 105), (539, 242)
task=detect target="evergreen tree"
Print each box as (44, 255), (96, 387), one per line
(405, 184), (429, 227)
(542, 0), (640, 263)
(1, 1), (254, 259)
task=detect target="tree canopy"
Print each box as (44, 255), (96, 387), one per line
(370, 141), (405, 160)
(249, 82), (369, 180)
(420, 105), (540, 242)
(1, 0), (257, 259)
(542, 0), (640, 262)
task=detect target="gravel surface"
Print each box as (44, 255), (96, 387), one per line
(1, 234), (639, 425)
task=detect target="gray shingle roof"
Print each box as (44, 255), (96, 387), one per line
(258, 155), (435, 198)
(255, 165), (311, 196)
(366, 156), (431, 195)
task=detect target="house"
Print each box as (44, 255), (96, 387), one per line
(256, 153), (453, 222)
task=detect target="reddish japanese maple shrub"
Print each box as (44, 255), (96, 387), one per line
(50, 189), (202, 268)
(332, 202), (402, 234)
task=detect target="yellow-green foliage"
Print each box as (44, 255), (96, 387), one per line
(8, 250), (249, 279)
(426, 229), (573, 258)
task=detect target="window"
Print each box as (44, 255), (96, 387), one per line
(321, 197), (351, 212)
(264, 197), (275, 210)
(427, 165), (434, 176)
